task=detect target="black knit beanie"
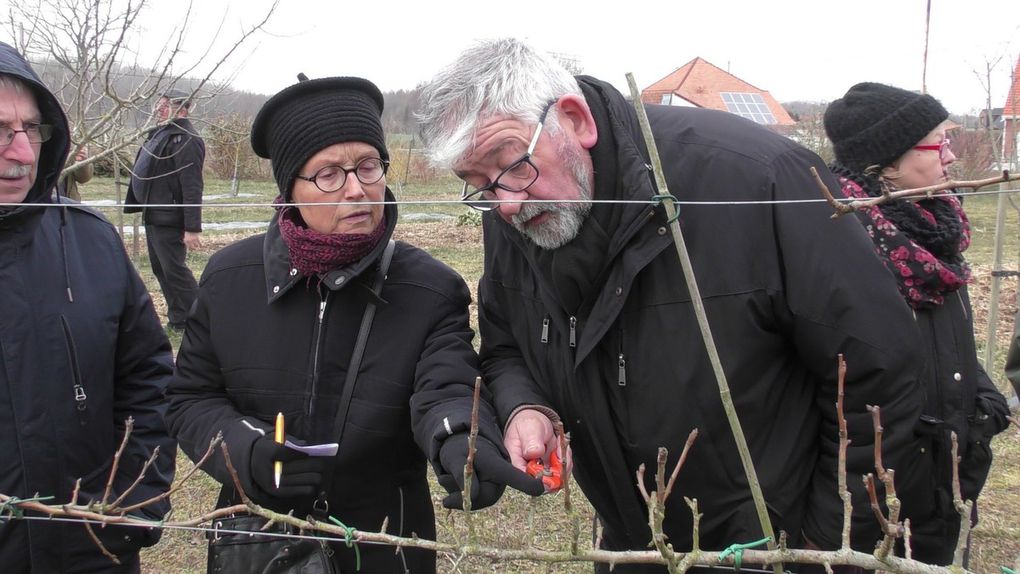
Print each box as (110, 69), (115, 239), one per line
(251, 75), (388, 200)
(824, 82), (948, 173)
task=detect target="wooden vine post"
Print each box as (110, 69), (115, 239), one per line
(625, 73), (782, 574)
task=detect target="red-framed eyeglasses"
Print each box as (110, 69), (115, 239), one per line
(912, 138), (952, 160)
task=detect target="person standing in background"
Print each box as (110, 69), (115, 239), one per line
(57, 145), (93, 201)
(125, 89), (205, 332)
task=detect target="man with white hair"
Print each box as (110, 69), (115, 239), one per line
(420, 38), (927, 571)
(0, 41), (176, 573)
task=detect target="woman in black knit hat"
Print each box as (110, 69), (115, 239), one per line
(824, 82), (1010, 566)
(165, 75), (543, 574)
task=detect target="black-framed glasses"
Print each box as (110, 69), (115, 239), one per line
(912, 138), (952, 160)
(295, 157), (389, 193)
(461, 101), (556, 211)
(0, 123), (53, 146)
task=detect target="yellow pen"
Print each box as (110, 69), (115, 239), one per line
(274, 412), (284, 488)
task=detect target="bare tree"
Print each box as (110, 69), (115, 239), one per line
(204, 112), (267, 194)
(949, 128), (997, 181)
(2, 0), (278, 179)
(787, 109), (834, 165)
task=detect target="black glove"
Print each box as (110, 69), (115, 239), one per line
(437, 434), (545, 510)
(250, 435), (331, 498)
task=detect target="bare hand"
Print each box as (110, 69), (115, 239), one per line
(74, 147), (88, 162)
(504, 409), (573, 493)
(183, 231), (202, 250)
(504, 409), (557, 471)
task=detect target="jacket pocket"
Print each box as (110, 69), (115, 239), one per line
(958, 413), (995, 501)
(59, 315), (89, 427)
(910, 416), (953, 521)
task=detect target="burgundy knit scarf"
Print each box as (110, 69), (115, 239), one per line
(835, 173), (970, 309)
(277, 204), (386, 276)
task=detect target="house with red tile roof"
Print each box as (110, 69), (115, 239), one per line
(1003, 54), (1020, 164)
(641, 57), (795, 126)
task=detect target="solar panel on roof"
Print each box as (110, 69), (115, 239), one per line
(720, 92), (777, 125)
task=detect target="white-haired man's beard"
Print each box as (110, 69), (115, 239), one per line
(510, 140), (592, 250)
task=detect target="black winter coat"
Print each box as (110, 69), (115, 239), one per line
(0, 43), (176, 574)
(833, 177), (1011, 564)
(124, 119), (205, 231)
(902, 288), (1009, 562)
(479, 77), (926, 568)
(166, 199), (502, 573)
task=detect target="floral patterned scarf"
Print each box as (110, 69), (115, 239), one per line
(832, 167), (970, 309)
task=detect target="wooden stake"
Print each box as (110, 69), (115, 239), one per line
(626, 72), (781, 574)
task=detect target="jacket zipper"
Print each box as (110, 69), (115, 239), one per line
(925, 311), (946, 420)
(59, 315), (88, 425)
(569, 316), (577, 348)
(618, 353), (627, 386)
(395, 486), (410, 570)
(308, 292), (329, 418)
(540, 317), (550, 344)
(618, 326), (627, 386)
(956, 292), (968, 318)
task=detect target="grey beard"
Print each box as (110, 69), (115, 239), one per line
(511, 144), (593, 250)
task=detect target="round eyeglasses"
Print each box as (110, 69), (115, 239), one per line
(294, 157), (389, 193)
(912, 138), (952, 160)
(0, 123), (53, 146)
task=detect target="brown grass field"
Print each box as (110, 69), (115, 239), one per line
(69, 176), (1019, 573)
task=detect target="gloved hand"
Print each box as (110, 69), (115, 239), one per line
(250, 435), (331, 498)
(438, 434), (545, 510)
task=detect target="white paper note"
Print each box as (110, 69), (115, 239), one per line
(284, 440), (338, 457)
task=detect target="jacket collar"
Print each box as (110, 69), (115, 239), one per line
(263, 188), (398, 303)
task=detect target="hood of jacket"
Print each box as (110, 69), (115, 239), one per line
(0, 42), (70, 206)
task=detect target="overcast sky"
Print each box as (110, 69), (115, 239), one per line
(131, 0), (1019, 115)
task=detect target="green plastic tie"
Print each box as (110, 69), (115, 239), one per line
(328, 515), (361, 571)
(1001, 567), (1016, 574)
(718, 536), (772, 571)
(0, 495), (55, 520)
(651, 193), (682, 223)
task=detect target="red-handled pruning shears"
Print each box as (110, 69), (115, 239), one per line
(525, 449), (563, 492)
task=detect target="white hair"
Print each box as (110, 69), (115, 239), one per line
(0, 74), (28, 95)
(417, 38), (582, 168)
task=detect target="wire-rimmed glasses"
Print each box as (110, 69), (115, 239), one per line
(461, 102), (556, 211)
(0, 123), (53, 146)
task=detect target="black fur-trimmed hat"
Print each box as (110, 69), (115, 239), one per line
(251, 75), (388, 199)
(824, 82), (948, 172)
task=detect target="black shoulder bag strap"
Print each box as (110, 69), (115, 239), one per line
(313, 239), (396, 515)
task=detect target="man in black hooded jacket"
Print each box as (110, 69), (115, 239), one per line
(420, 38), (928, 571)
(0, 41), (176, 573)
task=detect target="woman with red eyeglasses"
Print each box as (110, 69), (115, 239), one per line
(823, 83), (1010, 567)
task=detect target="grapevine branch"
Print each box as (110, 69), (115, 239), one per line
(0, 355), (995, 573)
(813, 167), (1020, 218)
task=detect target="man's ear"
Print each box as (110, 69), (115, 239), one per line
(555, 94), (598, 150)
